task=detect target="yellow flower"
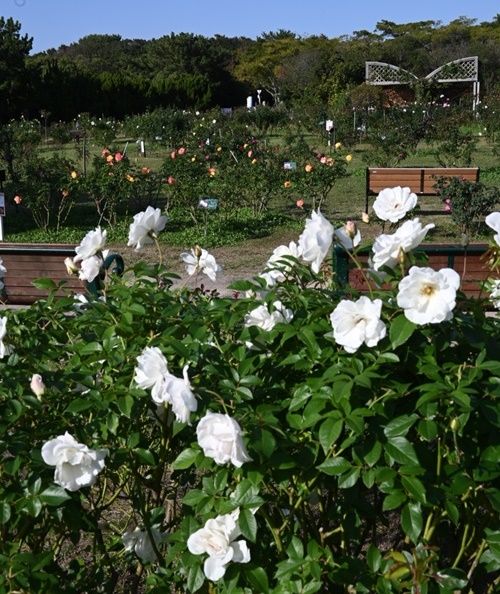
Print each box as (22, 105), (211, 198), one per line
(305, 163), (313, 173)
(284, 180), (292, 189)
(126, 174), (135, 182)
(345, 154), (353, 162)
(70, 171), (78, 179)
(217, 146), (222, 152)
(251, 158), (257, 165)
(106, 154), (114, 163)
(335, 142), (342, 150)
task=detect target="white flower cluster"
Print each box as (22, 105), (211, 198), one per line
(134, 346), (198, 425)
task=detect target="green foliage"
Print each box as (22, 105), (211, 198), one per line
(434, 176), (500, 236)
(0, 221), (498, 592)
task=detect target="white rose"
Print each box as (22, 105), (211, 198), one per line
(122, 526), (164, 563)
(0, 316), (9, 359)
(196, 412), (251, 467)
(264, 241), (302, 283)
(127, 206), (167, 250)
(244, 301), (293, 331)
(78, 255), (103, 282)
(41, 432), (107, 492)
(371, 218), (435, 270)
(187, 509), (250, 581)
(397, 266), (460, 325)
(488, 279), (500, 310)
(373, 186), (418, 223)
(330, 296), (387, 353)
(155, 365), (198, 424)
(134, 346), (169, 401)
(298, 210), (334, 273)
(74, 226), (107, 262)
(180, 247), (221, 282)
(485, 212), (500, 246)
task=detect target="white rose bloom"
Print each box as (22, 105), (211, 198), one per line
(134, 346), (169, 401)
(127, 206), (167, 250)
(485, 212), (500, 246)
(334, 221), (361, 250)
(298, 210), (334, 273)
(41, 432), (107, 492)
(122, 526), (164, 563)
(373, 186), (418, 223)
(397, 266), (460, 325)
(154, 365), (198, 424)
(78, 255), (103, 282)
(371, 218), (435, 270)
(0, 316), (8, 359)
(330, 297), (386, 353)
(489, 279), (500, 310)
(264, 241), (302, 283)
(196, 412), (251, 467)
(181, 248), (222, 282)
(74, 226), (107, 262)
(244, 301), (293, 331)
(187, 509), (250, 581)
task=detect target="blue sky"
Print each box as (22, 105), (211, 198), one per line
(2, 0), (499, 54)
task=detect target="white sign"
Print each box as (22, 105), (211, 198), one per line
(246, 95), (253, 109)
(325, 119), (334, 132)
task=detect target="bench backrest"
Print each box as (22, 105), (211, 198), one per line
(334, 244), (492, 300)
(0, 244), (82, 305)
(365, 167), (480, 212)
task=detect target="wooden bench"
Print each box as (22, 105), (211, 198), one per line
(365, 167), (480, 214)
(334, 244), (494, 300)
(0, 243), (82, 305)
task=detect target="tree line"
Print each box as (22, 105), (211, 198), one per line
(0, 15), (499, 123)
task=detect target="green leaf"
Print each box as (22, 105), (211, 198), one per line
(65, 398), (94, 414)
(0, 502), (11, 524)
(134, 448), (156, 466)
(172, 447), (199, 470)
(390, 315), (416, 348)
(366, 544), (382, 572)
(239, 508), (257, 542)
(32, 277), (57, 290)
(39, 486), (71, 506)
(117, 394), (134, 417)
(318, 418), (343, 453)
(246, 567), (269, 594)
(317, 456), (351, 476)
(338, 467), (360, 489)
(79, 341), (103, 355)
(186, 564), (204, 593)
(385, 436), (419, 466)
(401, 501), (422, 544)
(287, 536), (304, 560)
(383, 490), (407, 511)
(364, 440), (383, 467)
(436, 568), (468, 590)
(182, 490), (206, 507)
(384, 414), (419, 438)
(402, 476), (426, 503)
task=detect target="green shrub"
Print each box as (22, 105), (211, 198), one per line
(0, 210), (499, 593)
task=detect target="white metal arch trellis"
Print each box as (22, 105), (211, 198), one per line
(365, 56), (480, 111)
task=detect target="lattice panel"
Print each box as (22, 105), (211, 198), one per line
(366, 62), (417, 85)
(426, 57), (478, 83)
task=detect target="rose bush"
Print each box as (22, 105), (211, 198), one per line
(0, 201), (499, 593)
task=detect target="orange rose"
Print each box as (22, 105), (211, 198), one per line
(106, 154), (114, 163)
